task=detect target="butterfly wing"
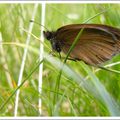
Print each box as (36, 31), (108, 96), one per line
(55, 24), (120, 65)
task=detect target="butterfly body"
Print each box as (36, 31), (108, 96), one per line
(43, 24), (120, 66)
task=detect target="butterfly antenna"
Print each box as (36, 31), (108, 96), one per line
(30, 20), (49, 31)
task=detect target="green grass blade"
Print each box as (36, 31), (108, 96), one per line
(0, 60), (43, 111)
(80, 62), (120, 116)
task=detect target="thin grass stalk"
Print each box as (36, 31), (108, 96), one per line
(14, 4), (38, 116)
(53, 28), (84, 110)
(38, 3), (46, 115)
(84, 62), (120, 81)
(83, 8), (110, 23)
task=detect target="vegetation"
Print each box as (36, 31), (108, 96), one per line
(0, 3), (120, 116)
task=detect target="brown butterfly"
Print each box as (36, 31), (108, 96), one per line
(43, 24), (120, 66)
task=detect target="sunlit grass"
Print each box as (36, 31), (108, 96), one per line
(0, 3), (120, 116)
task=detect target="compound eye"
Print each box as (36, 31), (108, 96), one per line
(43, 31), (52, 40)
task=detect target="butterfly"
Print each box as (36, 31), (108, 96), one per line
(43, 24), (120, 66)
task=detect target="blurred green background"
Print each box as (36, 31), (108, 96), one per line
(0, 3), (120, 116)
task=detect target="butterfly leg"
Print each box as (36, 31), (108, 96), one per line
(65, 57), (81, 62)
(66, 58), (77, 61)
(58, 52), (61, 59)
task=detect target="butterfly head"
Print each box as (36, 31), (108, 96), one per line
(43, 31), (61, 53)
(43, 31), (54, 41)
